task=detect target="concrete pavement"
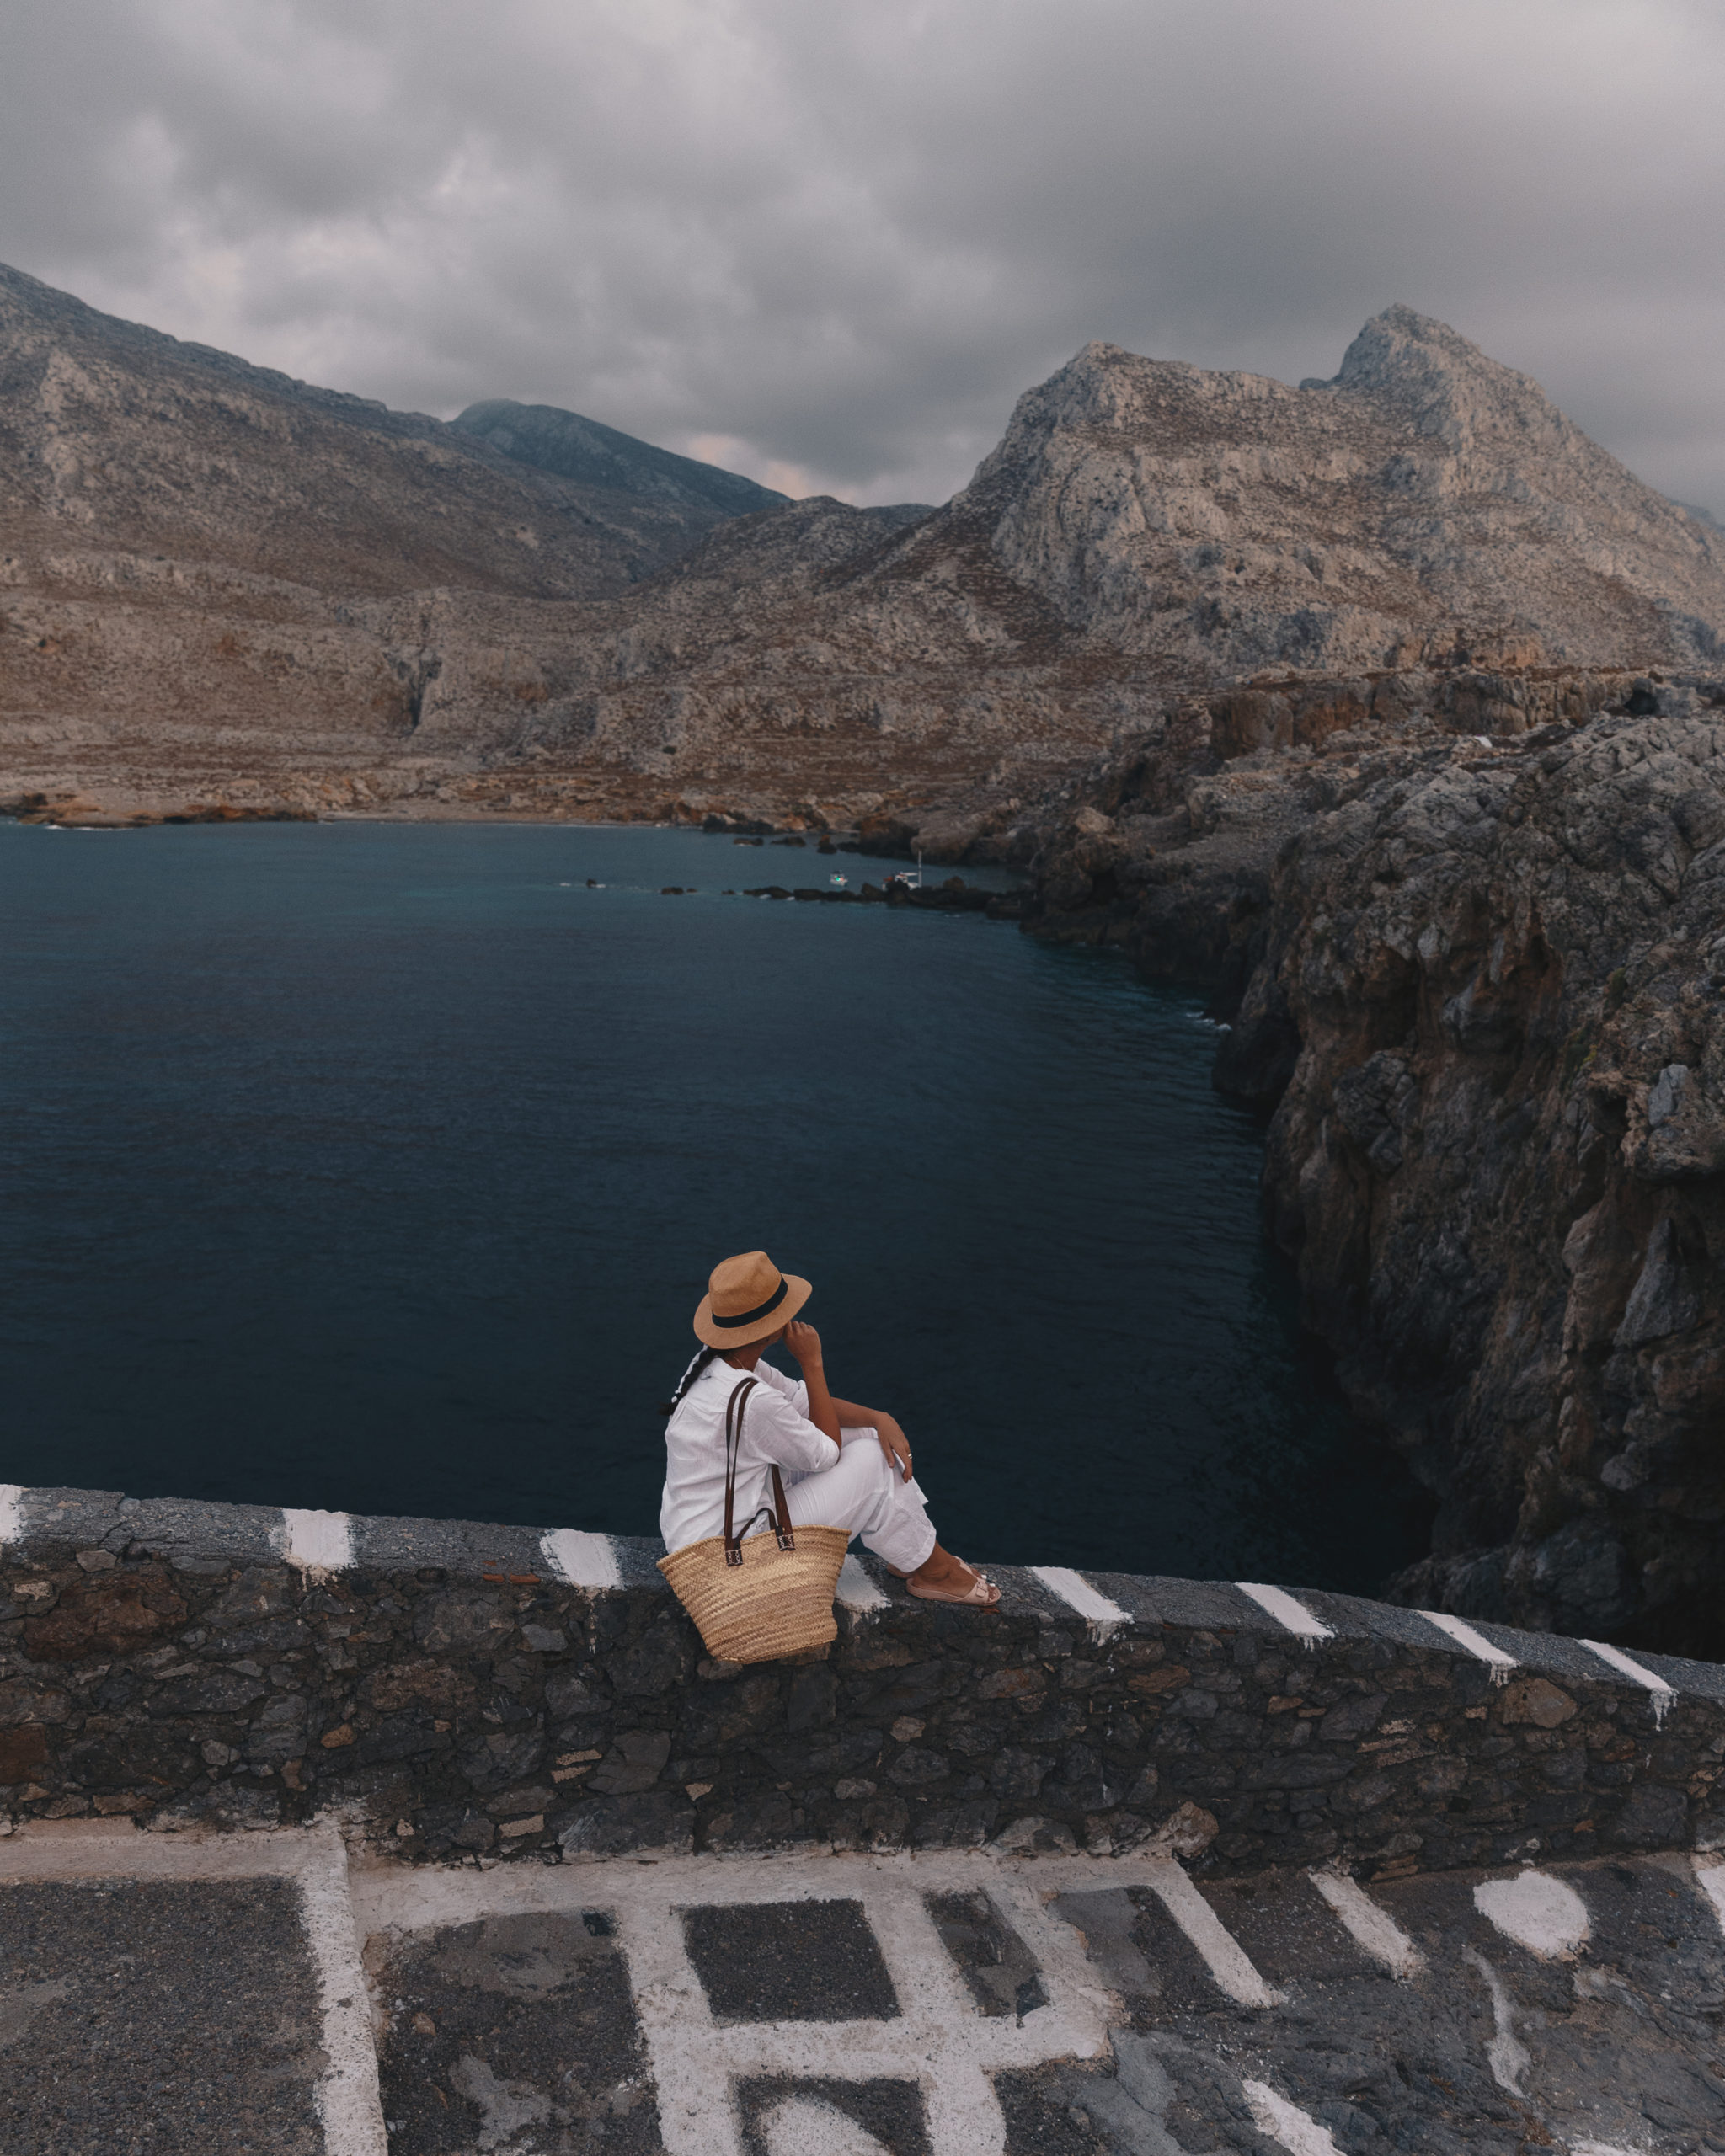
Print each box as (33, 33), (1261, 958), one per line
(4, 1819), (1725, 2154)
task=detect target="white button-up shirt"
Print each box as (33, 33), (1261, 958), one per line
(660, 1353), (840, 1555)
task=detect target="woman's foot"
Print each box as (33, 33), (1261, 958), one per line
(902, 1545), (1000, 1609)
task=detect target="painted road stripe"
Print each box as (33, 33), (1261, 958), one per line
(277, 1508), (354, 1575)
(1579, 1637), (1676, 1725)
(1418, 1609), (1518, 1684)
(0, 1484), (24, 1551)
(1029, 1566), (1131, 1641)
(358, 1849), (1116, 2156)
(1244, 2079), (1344, 2156)
(836, 1554), (889, 1612)
(294, 1837), (393, 2156)
(0, 1824), (387, 2156)
(1693, 1857), (1725, 1940)
(1144, 1858), (1283, 2007)
(540, 1527), (623, 1590)
(1308, 1870), (1425, 1978)
(1236, 1582), (1334, 1647)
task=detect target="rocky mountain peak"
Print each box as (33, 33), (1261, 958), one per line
(944, 304), (1725, 678)
(451, 398), (788, 520)
(1323, 302), (1599, 474)
(0, 259), (780, 601)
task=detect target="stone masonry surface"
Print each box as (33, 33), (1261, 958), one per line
(3, 1484), (1724, 1878)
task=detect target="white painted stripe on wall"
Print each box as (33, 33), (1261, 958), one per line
(1419, 1609), (1518, 1683)
(1236, 1582), (1334, 1647)
(836, 1554), (889, 1612)
(1308, 1870), (1425, 1977)
(1579, 1637), (1676, 1725)
(0, 1485), (24, 1551)
(1029, 1566), (1131, 1641)
(540, 1528), (623, 1590)
(1144, 1858), (1284, 2007)
(278, 1508), (354, 1575)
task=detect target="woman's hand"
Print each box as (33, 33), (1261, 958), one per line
(783, 1320), (823, 1369)
(873, 1414), (914, 1483)
(784, 1321), (841, 1445)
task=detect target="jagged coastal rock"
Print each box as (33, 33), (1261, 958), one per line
(1239, 708), (1725, 1654)
(1023, 672), (1725, 1652)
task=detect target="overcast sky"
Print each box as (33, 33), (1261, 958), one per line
(6, 0), (1723, 509)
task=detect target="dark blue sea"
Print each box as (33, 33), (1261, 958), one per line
(0, 819), (1428, 1590)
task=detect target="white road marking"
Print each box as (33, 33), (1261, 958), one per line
(277, 1508), (354, 1577)
(1028, 1566), (1131, 1643)
(8, 1830), (1706, 2151)
(1308, 1870), (1424, 1978)
(1236, 1582), (1334, 1648)
(836, 1555), (889, 1614)
(1462, 1947), (1530, 2094)
(0, 1823), (388, 2156)
(761, 2095), (892, 2154)
(1141, 1859), (1283, 2007)
(1474, 1870), (1589, 1960)
(1578, 1638), (1676, 1726)
(295, 1833), (394, 2156)
(540, 1527), (623, 1590)
(0, 1484), (24, 1550)
(355, 1849), (1120, 2156)
(1418, 1610), (1518, 1684)
(1243, 2078), (1344, 2156)
(1693, 1855), (1725, 1938)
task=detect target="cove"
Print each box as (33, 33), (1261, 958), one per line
(0, 819), (1427, 1589)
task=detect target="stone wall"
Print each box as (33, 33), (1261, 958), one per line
(3, 1484), (1723, 1876)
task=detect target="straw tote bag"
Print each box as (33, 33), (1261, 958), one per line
(657, 1377), (851, 1663)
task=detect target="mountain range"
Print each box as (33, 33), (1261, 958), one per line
(2, 261), (1722, 825)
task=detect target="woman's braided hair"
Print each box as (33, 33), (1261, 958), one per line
(662, 1344), (723, 1416)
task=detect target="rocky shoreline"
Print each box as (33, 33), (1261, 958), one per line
(1015, 666), (1725, 1657)
(12, 267), (1725, 1660)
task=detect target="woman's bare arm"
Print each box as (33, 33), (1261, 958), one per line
(782, 1321), (841, 1447)
(829, 1395), (914, 1483)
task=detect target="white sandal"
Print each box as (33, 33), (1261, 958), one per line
(905, 1563), (1000, 1608)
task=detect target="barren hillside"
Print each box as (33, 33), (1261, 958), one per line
(4, 277), (1723, 828)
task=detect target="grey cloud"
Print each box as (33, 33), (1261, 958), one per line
(3, 0), (1722, 510)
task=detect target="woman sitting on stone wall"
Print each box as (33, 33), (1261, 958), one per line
(660, 1250), (998, 1607)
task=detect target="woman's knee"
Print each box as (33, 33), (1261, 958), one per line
(852, 1432), (895, 1486)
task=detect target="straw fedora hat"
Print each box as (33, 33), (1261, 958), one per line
(693, 1250), (811, 1349)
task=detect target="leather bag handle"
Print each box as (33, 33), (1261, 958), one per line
(722, 1376), (795, 1566)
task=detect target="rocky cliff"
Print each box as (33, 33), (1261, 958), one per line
(6, 279), (1724, 828)
(1242, 702), (1725, 1657)
(1022, 672), (1725, 1655)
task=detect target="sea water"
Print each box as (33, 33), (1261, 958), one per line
(0, 819), (1427, 1589)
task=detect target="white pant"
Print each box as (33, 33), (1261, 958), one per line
(760, 1428), (937, 1576)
